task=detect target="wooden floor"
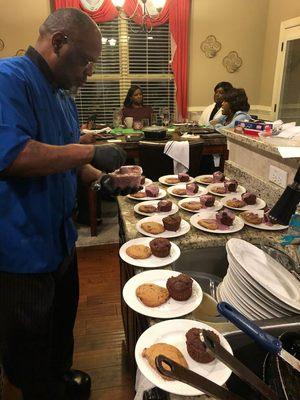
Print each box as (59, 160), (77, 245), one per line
(75, 244), (135, 400)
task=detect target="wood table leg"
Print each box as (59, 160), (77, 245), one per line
(88, 189), (98, 237)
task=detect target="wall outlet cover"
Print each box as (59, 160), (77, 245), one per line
(269, 165), (288, 188)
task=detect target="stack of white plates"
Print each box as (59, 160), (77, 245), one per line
(217, 238), (300, 320)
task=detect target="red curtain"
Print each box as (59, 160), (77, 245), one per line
(54, 0), (190, 118)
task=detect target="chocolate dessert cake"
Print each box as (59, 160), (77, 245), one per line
(157, 200), (172, 212)
(162, 215), (181, 231)
(242, 192), (257, 205)
(145, 184), (159, 197)
(186, 182), (198, 196)
(166, 273), (193, 301)
(200, 194), (215, 207)
(225, 179), (238, 192)
(186, 328), (220, 363)
(110, 165), (142, 189)
(216, 209), (235, 226)
(212, 171), (225, 182)
(149, 238), (171, 257)
(178, 173), (190, 182)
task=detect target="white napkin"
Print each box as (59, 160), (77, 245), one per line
(134, 369), (154, 400)
(164, 141), (189, 174)
(81, 127), (112, 134)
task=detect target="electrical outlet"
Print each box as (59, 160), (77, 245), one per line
(269, 165), (288, 188)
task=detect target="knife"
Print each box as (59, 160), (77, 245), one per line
(218, 302), (300, 373)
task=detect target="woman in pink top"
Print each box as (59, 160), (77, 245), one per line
(121, 85), (153, 126)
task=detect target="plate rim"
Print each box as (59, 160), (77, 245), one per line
(133, 200), (179, 217)
(135, 318), (233, 396)
(221, 195), (266, 211)
(159, 175), (195, 186)
(122, 269), (203, 318)
(136, 215), (191, 238)
(127, 188), (167, 201)
(119, 237), (181, 268)
(190, 213), (244, 234)
(207, 183), (246, 197)
(178, 197), (223, 213)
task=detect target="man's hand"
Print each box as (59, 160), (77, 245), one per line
(100, 174), (142, 197)
(91, 145), (127, 172)
(80, 132), (100, 144)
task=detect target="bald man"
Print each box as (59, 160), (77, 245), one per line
(0, 8), (135, 400)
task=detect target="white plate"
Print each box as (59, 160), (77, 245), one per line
(228, 253), (295, 315)
(227, 239), (300, 311)
(134, 200), (178, 217)
(242, 219), (288, 231)
(127, 188), (167, 201)
(195, 175), (229, 185)
(207, 183), (246, 197)
(222, 274), (266, 320)
(190, 212), (244, 234)
(159, 175), (195, 186)
(221, 195), (266, 211)
(119, 237), (180, 268)
(178, 197), (223, 213)
(123, 269), (203, 318)
(226, 268), (281, 318)
(135, 319), (233, 397)
(167, 183), (208, 198)
(144, 178), (153, 186)
(136, 215), (190, 238)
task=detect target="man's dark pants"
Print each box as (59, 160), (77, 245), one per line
(0, 250), (79, 400)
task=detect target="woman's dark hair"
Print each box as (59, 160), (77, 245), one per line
(223, 88), (250, 113)
(123, 85), (143, 107)
(214, 81), (233, 92)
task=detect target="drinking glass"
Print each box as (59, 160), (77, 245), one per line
(113, 108), (122, 128)
(159, 107), (170, 126)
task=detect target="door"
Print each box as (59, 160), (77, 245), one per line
(272, 17), (300, 123)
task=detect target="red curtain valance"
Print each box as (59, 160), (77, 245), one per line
(54, 0), (190, 119)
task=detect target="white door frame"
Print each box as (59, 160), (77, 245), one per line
(271, 16), (300, 120)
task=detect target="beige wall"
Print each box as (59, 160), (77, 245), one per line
(0, 0), (50, 58)
(188, 0), (269, 109)
(259, 0), (300, 105)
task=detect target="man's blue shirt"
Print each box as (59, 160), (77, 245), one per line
(0, 49), (80, 273)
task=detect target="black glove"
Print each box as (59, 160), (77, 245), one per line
(91, 145), (127, 173)
(99, 174), (142, 197)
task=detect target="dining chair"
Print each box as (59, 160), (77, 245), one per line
(138, 141), (204, 181)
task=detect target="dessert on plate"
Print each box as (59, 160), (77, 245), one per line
(162, 215), (181, 231)
(166, 273), (193, 301)
(149, 238), (171, 257)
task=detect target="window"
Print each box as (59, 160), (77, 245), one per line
(75, 17), (174, 126)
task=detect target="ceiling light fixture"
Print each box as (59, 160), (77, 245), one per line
(112, 0), (166, 33)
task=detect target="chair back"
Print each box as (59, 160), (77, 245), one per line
(138, 141), (204, 181)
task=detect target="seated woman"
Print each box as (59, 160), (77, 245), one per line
(198, 81), (233, 125)
(210, 88), (251, 132)
(122, 85), (153, 126)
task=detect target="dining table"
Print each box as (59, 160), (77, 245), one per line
(95, 127), (229, 171)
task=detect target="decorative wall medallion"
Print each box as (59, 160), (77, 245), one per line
(0, 39), (4, 51)
(15, 49), (26, 57)
(222, 51), (243, 73)
(200, 35), (221, 58)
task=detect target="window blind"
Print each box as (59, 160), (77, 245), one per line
(75, 17), (175, 126)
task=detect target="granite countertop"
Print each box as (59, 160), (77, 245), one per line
(221, 128), (300, 158)
(117, 184), (287, 251)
